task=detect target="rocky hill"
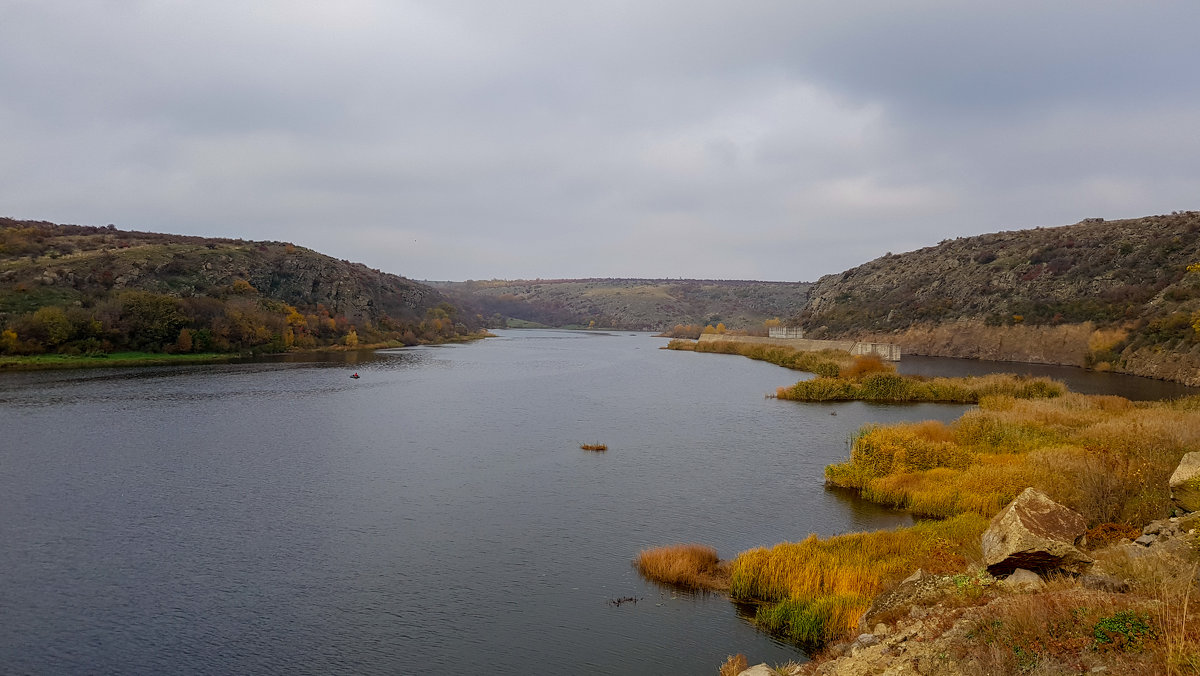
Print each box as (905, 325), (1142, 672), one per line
(433, 278), (811, 331)
(799, 211), (1200, 384)
(0, 218), (445, 322)
(0, 218), (477, 355)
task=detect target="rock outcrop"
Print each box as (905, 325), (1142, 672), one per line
(1170, 451), (1200, 513)
(857, 569), (954, 632)
(981, 488), (1092, 576)
(797, 211), (1200, 386)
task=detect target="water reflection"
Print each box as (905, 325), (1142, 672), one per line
(822, 485), (914, 534)
(897, 355), (1200, 401)
(4, 332), (1196, 674)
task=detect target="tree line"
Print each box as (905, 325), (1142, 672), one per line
(0, 282), (473, 356)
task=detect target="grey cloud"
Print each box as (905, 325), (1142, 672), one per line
(1, 1), (1198, 281)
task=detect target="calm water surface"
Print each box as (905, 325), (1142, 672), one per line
(1, 331), (1191, 674)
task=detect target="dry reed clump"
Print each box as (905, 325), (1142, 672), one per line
(635, 544), (730, 592)
(826, 393), (1200, 526)
(838, 354), (891, 379)
(1085, 522), (1142, 548)
(728, 513), (987, 645)
(663, 338), (697, 351)
(717, 653), (748, 676)
(777, 372), (1066, 403)
(667, 338), (854, 377)
(580, 443), (607, 451)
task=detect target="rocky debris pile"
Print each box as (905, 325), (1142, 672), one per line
(857, 569), (962, 632)
(981, 487), (1092, 576)
(1091, 511), (1200, 585)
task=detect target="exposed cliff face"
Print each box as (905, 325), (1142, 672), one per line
(0, 218), (447, 324)
(800, 212), (1200, 384)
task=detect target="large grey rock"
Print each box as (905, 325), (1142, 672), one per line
(738, 665), (780, 676)
(982, 487), (1093, 575)
(1001, 568), (1045, 592)
(1170, 452), (1200, 513)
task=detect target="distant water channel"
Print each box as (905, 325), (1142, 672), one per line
(2, 330), (1194, 674)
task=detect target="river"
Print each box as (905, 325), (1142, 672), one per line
(1, 330), (1193, 674)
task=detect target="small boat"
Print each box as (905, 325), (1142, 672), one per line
(351, 372), (360, 379)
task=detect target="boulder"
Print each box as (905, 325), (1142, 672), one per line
(982, 487), (1093, 575)
(1170, 451), (1200, 513)
(1001, 568), (1045, 592)
(738, 665), (780, 676)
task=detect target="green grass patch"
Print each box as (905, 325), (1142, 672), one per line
(0, 351), (237, 370)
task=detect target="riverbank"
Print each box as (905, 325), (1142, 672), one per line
(0, 330), (494, 371)
(642, 342), (1200, 672)
(852, 320), (1200, 388)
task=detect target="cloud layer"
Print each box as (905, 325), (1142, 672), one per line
(3, 1), (1198, 280)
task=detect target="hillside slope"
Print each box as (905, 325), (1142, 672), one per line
(0, 218), (477, 356)
(435, 278), (810, 330)
(800, 211), (1200, 384)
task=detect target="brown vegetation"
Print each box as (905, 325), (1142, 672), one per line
(664, 337), (853, 377)
(718, 653), (748, 676)
(825, 393), (1200, 525)
(730, 514), (986, 645)
(776, 372), (1065, 404)
(580, 443), (607, 451)
(635, 544), (730, 592)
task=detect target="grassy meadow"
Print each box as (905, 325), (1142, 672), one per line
(825, 393), (1200, 525)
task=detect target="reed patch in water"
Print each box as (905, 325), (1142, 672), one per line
(729, 513), (987, 645)
(777, 372), (1066, 403)
(635, 544), (730, 591)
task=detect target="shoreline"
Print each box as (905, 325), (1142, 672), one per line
(0, 331), (494, 372)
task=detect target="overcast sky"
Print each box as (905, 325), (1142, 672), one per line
(2, 2), (1198, 281)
